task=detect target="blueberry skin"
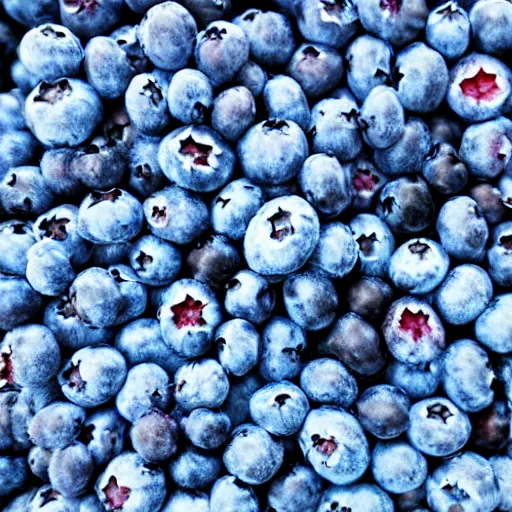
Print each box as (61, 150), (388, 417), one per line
(268, 465), (323, 512)
(158, 125), (235, 193)
(0, 90), (26, 133)
(0, 220), (35, 276)
(224, 270), (276, 325)
(108, 265), (148, 325)
(25, 78), (103, 148)
(138, 3), (195, 69)
(263, 75), (310, 132)
(28, 446), (51, 481)
(299, 406), (370, 485)
(283, 271), (338, 331)
(436, 196), (489, 262)
(259, 316), (307, 382)
(110, 25), (148, 74)
(69, 267), (123, 328)
(470, 0), (512, 56)
(320, 312), (386, 376)
(174, 359), (229, 411)
(128, 235), (181, 287)
(447, 53), (512, 122)
(222, 372), (264, 428)
(317, 483), (394, 512)
(374, 117), (432, 176)
(373, 441), (428, 495)
(471, 185), (507, 225)
(169, 447), (221, 490)
(434, 264), (493, 326)
(195, 21), (249, 87)
(359, 85), (405, 149)
(0, 130), (38, 180)
(347, 276), (394, 322)
(212, 179), (264, 241)
(236, 60), (268, 98)
(159, 278), (222, 358)
(382, 297), (445, 366)
(491, 455), (512, 511)
(475, 293), (512, 354)
(389, 238), (450, 295)
(162, 490), (209, 512)
(10, 60), (40, 94)
(210, 475), (259, 512)
(143, 186), (209, 245)
(427, 452), (500, 512)
(442, 339), (494, 413)
(356, 0), (428, 46)
(234, 9), (295, 68)
(249, 381), (309, 436)
(459, 116), (512, 179)
(125, 73), (170, 136)
(40, 147), (83, 196)
(488, 221), (512, 286)
(3, 0), (58, 27)
(215, 319), (260, 377)
(168, 69), (213, 125)
(26, 240), (75, 297)
(345, 34), (393, 103)
(78, 189), (144, 245)
(176, 0), (232, 27)
(93, 242), (133, 269)
(0, 274), (42, 331)
(58, 345), (128, 408)
(211, 86), (256, 142)
(244, 195), (320, 278)
(349, 213), (395, 278)
(28, 401), (85, 450)
(426, 1), (470, 60)
(95, 452), (167, 512)
(223, 423), (284, 485)
(407, 397), (471, 457)
(238, 119), (308, 185)
(0, 166), (54, 217)
(181, 408), (231, 450)
(0, 456), (28, 497)
(116, 363), (171, 423)
(287, 43), (344, 98)
(19, 24), (83, 82)
(84, 36), (134, 100)
(83, 408), (127, 467)
(386, 359), (442, 399)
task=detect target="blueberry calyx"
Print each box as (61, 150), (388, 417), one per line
(427, 403), (454, 423)
(179, 136), (213, 167)
(398, 308), (432, 341)
(408, 240), (430, 258)
(171, 295), (207, 328)
(268, 208), (295, 241)
(353, 170), (380, 192)
(459, 68), (501, 103)
(39, 216), (70, 241)
(356, 232), (378, 255)
(34, 80), (72, 104)
(103, 475), (131, 510)
(141, 80), (163, 107)
(311, 434), (338, 456)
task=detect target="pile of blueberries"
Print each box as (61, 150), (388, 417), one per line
(1, 0), (512, 510)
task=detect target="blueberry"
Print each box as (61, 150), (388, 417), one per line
(0, 131), (38, 180)
(470, 0), (512, 56)
(490, 455), (512, 511)
(345, 34), (393, 103)
(263, 75), (310, 131)
(19, 24), (84, 82)
(28, 401), (86, 450)
(386, 359), (442, 399)
(143, 185), (209, 245)
(176, 0), (232, 27)
(222, 372), (264, 427)
(95, 452), (167, 512)
(3, 0), (58, 27)
(224, 270), (276, 324)
(488, 221), (512, 286)
(40, 148), (83, 196)
(0, 274), (42, 331)
(357, 385), (410, 440)
(283, 271), (338, 331)
(162, 490), (209, 512)
(28, 446), (52, 482)
(195, 21), (249, 87)
(1, 324), (60, 388)
(383, 297), (445, 365)
(181, 408), (231, 450)
(236, 60), (267, 97)
(346, 276), (394, 321)
(169, 447), (221, 490)
(244, 195), (320, 278)
(299, 406), (369, 485)
(471, 184), (506, 225)
(0, 90), (26, 132)
(317, 483), (394, 512)
(25, 78), (103, 148)
(287, 43), (344, 98)
(475, 293), (512, 353)
(436, 196), (489, 262)
(0, 456), (28, 497)
(259, 316), (306, 382)
(223, 423), (284, 485)
(10, 59), (39, 94)
(174, 358), (229, 411)
(426, 1), (470, 60)
(109, 25), (149, 73)
(389, 238), (450, 294)
(29, 486), (72, 511)
(159, 125), (235, 193)
(238, 119), (308, 185)
(447, 52), (512, 122)
(408, 397), (471, 457)
(215, 319), (260, 377)
(211, 86), (256, 142)
(0, 220), (36, 276)
(320, 312), (386, 376)
(472, 401), (510, 455)
(426, 452), (500, 512)
(210, 476), (259, 512)
(300, 358), (358, 408)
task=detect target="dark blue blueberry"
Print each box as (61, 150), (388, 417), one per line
(386, 359), (442, 399)
(222, 372), (264, 427)
(169, 447), (222, 490)
(346, 276), (394, 321)
(181, 408), (231, 450)
(0, 274), (42, 331)
(3, 0), (58, 28)
(0, 131), (38, 180)
(0, 456), (28, 497)
(471, 184), (506, 225)
(40, 148), (83, 196)
(236, 60), (267, 97)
